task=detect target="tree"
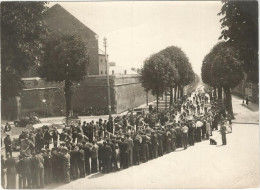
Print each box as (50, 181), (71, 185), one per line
(201, 42), (244, 118)
(218, 0), (258, 83)
(159, 46), (194, 104)
(1, 2), (48, 100)
(140, 53), (178, 112)
(38, 34), (89, 118)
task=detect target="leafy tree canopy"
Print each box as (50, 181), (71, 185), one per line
(159, 46), (194, 86)
(201, 42), (244, 89)
(140, 53), (178, 96)
(1, 2), (48, 100)
(38, 33), (89, 83)
(218, 0), (258, 83)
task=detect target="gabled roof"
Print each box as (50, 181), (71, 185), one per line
(43, 4), (97, 39)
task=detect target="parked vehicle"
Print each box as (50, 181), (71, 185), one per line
(14, 112), (41, 127)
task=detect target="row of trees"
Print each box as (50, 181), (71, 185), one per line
(202, 0), (258, 118)
(1, 2), (90, 118)
(201, 42), (244, 118)
(140, 46), (195, 112)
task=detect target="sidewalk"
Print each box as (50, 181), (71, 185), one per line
(233, 95), (259, 112)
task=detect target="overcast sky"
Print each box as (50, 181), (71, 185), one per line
(49, 1), (223, 75)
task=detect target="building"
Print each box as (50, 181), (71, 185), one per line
(23, 3), (99, 77)
(1, 4), (154, 120)
(98, 53), (108, 76)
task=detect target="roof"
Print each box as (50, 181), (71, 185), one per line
(43, 4), (97, 39)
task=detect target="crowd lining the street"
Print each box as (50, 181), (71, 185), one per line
(1, 91), (232, 189)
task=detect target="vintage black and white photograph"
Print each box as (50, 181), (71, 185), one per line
(1, 1), (259, 189)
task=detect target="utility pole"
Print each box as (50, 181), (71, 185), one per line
(104, 37), (112, 117)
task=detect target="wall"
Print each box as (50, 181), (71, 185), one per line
(2, 75), (155, 119)
(232, 80), (259, 103)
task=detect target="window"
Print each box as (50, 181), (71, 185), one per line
(101, 71), (103, 74)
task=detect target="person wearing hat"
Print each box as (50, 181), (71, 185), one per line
(52, 127), (59, 148)
(4, 122), (11, 133)
(4, 132), (12, 157)
(35, 129), (44, 153)
(43, 128), (52, 149)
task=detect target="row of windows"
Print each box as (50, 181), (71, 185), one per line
(100, 70), (115, 75)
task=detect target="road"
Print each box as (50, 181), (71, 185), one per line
(54, 96), (259, 189)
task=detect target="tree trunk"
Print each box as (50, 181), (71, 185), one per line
(213, 87), (217, 101)
(156, 93), (159, 113)
(165, 91), (167, 109)
(218, 87), (222, 100)
(174, 86), (177, 102)
(225, 88), (235, 119)
(146, 91), (148, 106)
(180, 86), (184, 98)
(170, 88), (173, 107)
(64, 80), (72, 119)
(177, 86), (180, 99)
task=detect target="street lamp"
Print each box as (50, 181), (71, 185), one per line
(103, 37), (112, 117)
(42, 99), (47, 117)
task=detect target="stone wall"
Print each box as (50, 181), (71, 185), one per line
(2, 75), (155, 119)
(232, 80), (259, 103)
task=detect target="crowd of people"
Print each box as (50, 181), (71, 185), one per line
(1, 91), (232, 189)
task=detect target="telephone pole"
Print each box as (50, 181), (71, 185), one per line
(104, 37), (112, 117)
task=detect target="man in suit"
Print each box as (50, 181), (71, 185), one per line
(181, 124), (189, 150)
(125, 134), (134, 166)
(220, 120), (227, 145)
(4, 133), (12, 157)
(83, 139), (92, 175)
(78, 143), (86, 177)
(43, 149), (52, 185)
(103, 141), (112, 173)
(70, 144), (79, 180)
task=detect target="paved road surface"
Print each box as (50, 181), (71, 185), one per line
(54, 96), (259, 189)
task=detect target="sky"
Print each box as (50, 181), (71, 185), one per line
(49, 1), (223, 75)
